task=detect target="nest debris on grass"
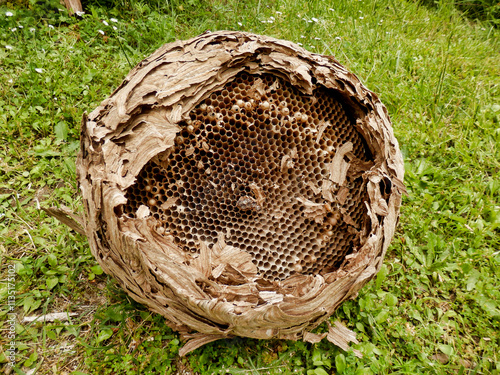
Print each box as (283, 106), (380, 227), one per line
(48, 31), (405, 356)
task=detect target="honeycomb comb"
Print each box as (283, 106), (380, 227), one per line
(123, 72), (371, 280)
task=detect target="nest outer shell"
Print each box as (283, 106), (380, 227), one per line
(76, 31), (405, 355)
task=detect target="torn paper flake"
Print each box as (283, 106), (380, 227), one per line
(328, 142), (353, 186)
(297, 196), (331, 223)
(136, 205), (150, 218)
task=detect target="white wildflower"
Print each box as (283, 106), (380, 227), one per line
(6, 11), (13, 17)
(11, 27), (16, 32)
(314, 37), (321, 40)
(312, 17), (318, 22)
(300, 35), (305, 38)
(98, 29), (105, 35)
(268, 19), (274, 23)
(276, 11), (282, 15)
(335, 37), (342, 40)
(237, 22), (242, 26)
(35, 68), (43, 73)
(18, 25), (23, 28)
(30, 28), (35, 32)
(8, 79), (13, 83)
(329, 8), (334, 11)
(110, 18), (118, 23)
(270, 16), (275, 20)
(359, 16), (364, 19)
(112, 26), (117, 31)
(75, 11), (85, 16)
(5, 45), (13, 50)
(103, 20), (108, 26)
(48, 24), (54, 29)
(297, 42), (303, 46)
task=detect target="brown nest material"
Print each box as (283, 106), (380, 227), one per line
(75, 31), (405, 356)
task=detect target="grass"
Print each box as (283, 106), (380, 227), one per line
(0, 0), (499, 373)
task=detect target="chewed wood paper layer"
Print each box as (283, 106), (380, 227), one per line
(77, 31), (405, 355)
